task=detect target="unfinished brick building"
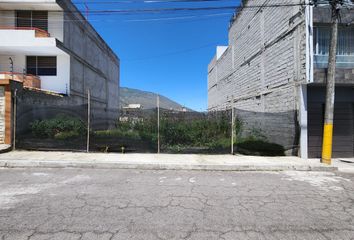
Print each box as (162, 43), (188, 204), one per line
(208, 0), (354, 157)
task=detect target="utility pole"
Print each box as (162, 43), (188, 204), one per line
(321, 0), (341, 165)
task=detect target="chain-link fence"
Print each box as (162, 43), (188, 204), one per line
(14, 91), (294, 156)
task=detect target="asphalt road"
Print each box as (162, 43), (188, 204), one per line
(0, 168), (353, 240)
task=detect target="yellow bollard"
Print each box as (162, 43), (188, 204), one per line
(321, 124), (333, 165)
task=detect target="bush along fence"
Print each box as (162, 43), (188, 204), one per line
(14, 92), (287, 156)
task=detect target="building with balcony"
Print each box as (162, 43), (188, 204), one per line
(207, 0), (354, 158)
(0, 0), (120, 145)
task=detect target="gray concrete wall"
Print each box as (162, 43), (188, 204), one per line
(56, 0), (120, 127)
(207, 0), (307, 153)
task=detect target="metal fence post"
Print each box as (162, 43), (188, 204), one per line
(86, 89), (90, 153)
(157, 94), (160, 154)
(13, 89), (17, 150)
(231, 106), (234, 155)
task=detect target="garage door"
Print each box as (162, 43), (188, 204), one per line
(308, 102), (354, 158)
(0, 87), (5, 144)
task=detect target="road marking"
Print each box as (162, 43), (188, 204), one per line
(32, 173), (49, 176)
(189, 177), (196, 183)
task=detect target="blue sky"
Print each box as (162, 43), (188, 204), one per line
(75, 0), (238, 111)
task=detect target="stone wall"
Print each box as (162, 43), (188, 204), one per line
(207, 0), (308, 153)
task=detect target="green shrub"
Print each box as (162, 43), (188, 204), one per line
(160, 120), (193, 146)
(158, 114), (240, 147)
(206, 138), (231, 152)
(54, 131), (80, 140)
(30, 114), (86, 139)
(236, 139), (285, 156)
(94, 129), (140, 139)
(103, 113), (243, 152)
(248, 127), (267, 141)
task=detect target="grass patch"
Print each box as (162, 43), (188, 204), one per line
(54, 131), (81, 140)
(94, 129), (140, 139)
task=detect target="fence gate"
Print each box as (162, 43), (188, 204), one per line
(308, 102), (354, 158)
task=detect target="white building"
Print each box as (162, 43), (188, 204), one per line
(0, 0), (120, 145)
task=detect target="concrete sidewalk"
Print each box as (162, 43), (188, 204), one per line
(331, 158), (354, 173)
(0, 150), (338, 171)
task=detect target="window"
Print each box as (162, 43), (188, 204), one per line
(313, 26), (354, 68)
(16, 11), (48, 31)
(26, 56), (57, 76)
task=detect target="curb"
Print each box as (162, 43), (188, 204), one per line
(0, 145), (12, 154)
(0, 160), (338, 172)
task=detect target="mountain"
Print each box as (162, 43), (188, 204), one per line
(119, 87), (191, 111)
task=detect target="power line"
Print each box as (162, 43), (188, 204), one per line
(0, 3), (311, 15)
(0, 2), (322, 25)
(0, 0), (231, 3)
(73, 0), (233, 4)
(0, 12), (232, 23)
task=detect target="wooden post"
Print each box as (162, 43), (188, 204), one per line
(87, 89), (90, 153)
(157, 94), (160, 154)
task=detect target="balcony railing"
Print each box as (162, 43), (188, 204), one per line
(0, 26), (50, 38)
(0, 72), (41, 89)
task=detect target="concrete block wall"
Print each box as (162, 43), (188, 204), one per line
(207, 56), (218, 108)
(207, 0), (308, 152)
(314, 68), (354, 85)
(313, 7), (354, 24)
